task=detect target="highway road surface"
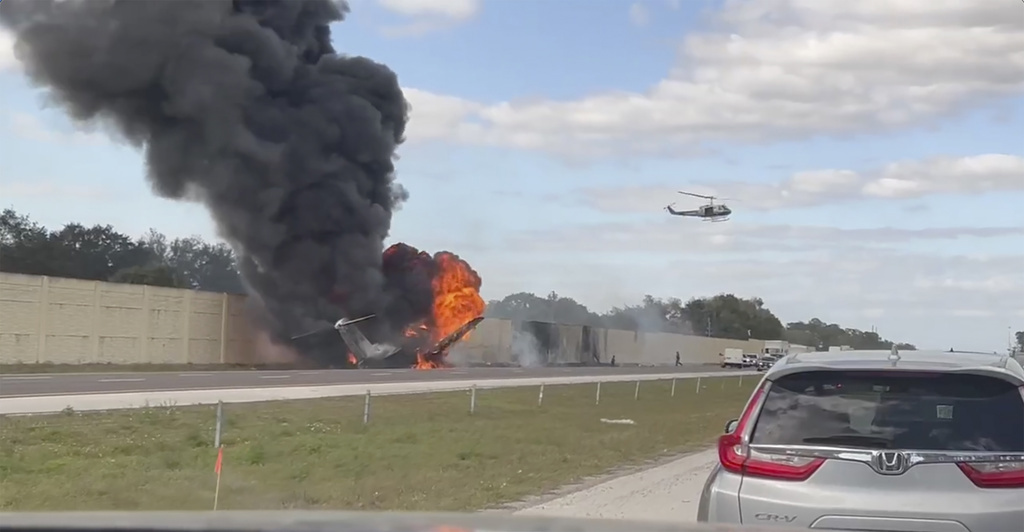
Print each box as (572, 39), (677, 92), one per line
(0, 364), (733, 398)
(516, 448), (718, 523)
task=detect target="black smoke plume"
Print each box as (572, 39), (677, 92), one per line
(1, 0), (433, 360)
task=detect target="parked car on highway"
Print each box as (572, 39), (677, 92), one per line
(755, 354), (780, 372)
(698, 348), (1024, 531)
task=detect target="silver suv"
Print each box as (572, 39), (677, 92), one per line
(697, 349), (1024, 531)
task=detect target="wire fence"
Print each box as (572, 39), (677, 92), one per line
(0, 373), (760, 511)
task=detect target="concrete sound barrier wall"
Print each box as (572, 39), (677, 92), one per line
(0, 273), (254, 365)
(1, 272), (766, 367)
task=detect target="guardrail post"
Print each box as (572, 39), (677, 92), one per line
(595, 381), (601, 405)
(538, 383), (544, 406)
(671, 378), (676, 397)
(363, 390), (371, 424)
(739, 374), (743, 386)
(696, 376), (701, 394)
(470, 384), (477, 414)
(214, 401), (223, 448)
(634, 380), (640, 400)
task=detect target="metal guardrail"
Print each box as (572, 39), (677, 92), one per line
(0, 370), (761, 415)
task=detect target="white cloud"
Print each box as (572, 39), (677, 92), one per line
(377, 0), (479, 20)
(404, 88), (485, 141)
(503, 219), (1024, 255)
(913, 274), (1021, 295)
(4, 111), (109, 146)
(629, 3), (650, 28)
(580, 153), (1024, 213)
(376, 0), (479, 36)
(471, 243), (1022, 350)
(473, 214), (1022, 350)
(401, 1), (1024, 156)
(862, 155), (1024, 199)
(0, 29), (18, 72)
(0, 181), (111, 200)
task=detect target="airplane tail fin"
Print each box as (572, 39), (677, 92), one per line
(334, 315), (378, 365)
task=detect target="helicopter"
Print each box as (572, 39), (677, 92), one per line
(665, 191), (732, 222)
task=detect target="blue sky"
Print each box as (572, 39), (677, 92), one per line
(2, 0), (1022, 352)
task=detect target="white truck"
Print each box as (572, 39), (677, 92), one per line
(762, 340), (790, 358)
(721, 347), (756, 369)
(756, 340), (791, 371)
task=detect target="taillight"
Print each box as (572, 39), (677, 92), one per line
(717, 384), (825, 481)
(957, 462), (1024, 489)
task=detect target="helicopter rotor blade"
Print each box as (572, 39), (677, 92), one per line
(678, 190), (715, 200)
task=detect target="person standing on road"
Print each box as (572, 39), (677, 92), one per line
(675, 352), (682, 366)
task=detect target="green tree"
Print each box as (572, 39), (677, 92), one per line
(164, 236), (244, 293)
(485, 291), (603, 326)
(682, 294), (786, 341)
(0, 209), (52, 275)
(48, 222), (156, 281)
(0, 209), (243, 292)
(786, 318), (916, 350)
(1, 209), (156, 281)
(110, 264), (186, 288)
(603, 295), (692, 334)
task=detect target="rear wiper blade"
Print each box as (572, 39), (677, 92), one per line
(802, 435), (894, 449)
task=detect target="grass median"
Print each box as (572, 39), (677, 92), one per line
(1, 375), (758, 511)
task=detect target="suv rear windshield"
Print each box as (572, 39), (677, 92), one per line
(750, 371), (1024, 452)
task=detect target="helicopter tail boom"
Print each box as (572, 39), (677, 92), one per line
(666, 205), (700, 216)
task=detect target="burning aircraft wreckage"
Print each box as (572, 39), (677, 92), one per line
(291, 243), (487, 369)
(0, 0), (486, 370)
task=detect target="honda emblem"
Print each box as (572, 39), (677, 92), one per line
(872, 450), (908, 475)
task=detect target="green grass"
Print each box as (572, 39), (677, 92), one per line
(0, 376), (758, 511)
(0, 362), (308, 374)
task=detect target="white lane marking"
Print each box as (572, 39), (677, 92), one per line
(178, 373), (212, 377)
(451, 370), (468, 375)
(259, 375), (291, 379)
(299, 371), (322, 375)
(98, 378), (146, 383)
(370, 372), (393, 376)
(0, 376), (53, 381)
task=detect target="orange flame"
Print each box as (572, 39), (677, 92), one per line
(413, 252), (484, 369)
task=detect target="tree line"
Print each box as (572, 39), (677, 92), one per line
(1, 208), (244, 294)
(2, 209), (918, 350)
(484, 291), (917, 351)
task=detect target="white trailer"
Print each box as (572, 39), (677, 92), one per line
(762, 340), (790, 358)
(720, 347), (746, 369)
